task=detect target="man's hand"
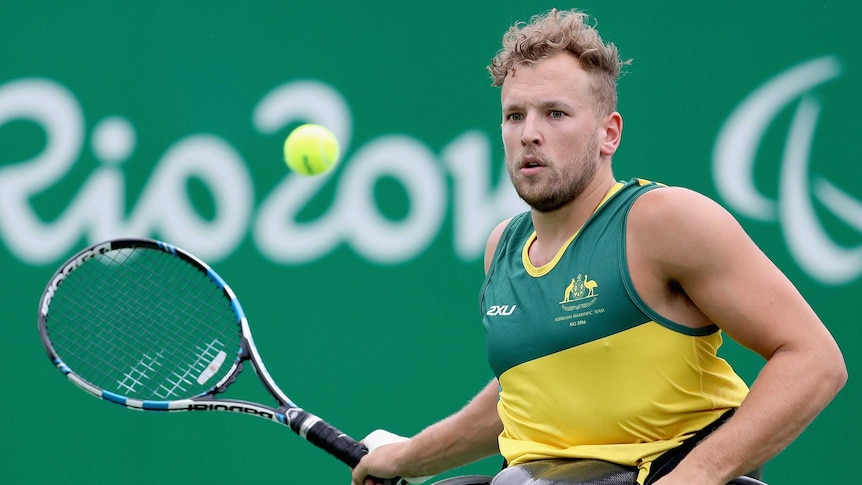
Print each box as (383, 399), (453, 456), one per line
(351, 430), (434, 485)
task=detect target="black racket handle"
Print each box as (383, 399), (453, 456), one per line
(286, 408), (408, 485)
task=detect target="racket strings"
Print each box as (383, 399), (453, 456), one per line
(45, 246), (243, 401)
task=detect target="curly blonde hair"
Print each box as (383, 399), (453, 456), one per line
(487, 9), (629, 115)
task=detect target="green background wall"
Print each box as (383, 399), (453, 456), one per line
(1, 1), (858, 483)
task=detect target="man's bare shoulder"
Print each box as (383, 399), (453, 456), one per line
(627, 185), (755, 284)
(484, 218), (514, 273)
(628, 186), (744, 245)
(631, 185), (731, 222)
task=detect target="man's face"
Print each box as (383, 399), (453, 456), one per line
(500, 53), (605, 213)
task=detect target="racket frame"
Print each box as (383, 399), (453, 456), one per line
(38, 238), (394, 479)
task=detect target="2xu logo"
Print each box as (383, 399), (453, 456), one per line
(486, 305), (517, 316)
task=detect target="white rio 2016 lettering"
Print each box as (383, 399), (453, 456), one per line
(0, 78), (526, 265)
(486, 305), (517, 316)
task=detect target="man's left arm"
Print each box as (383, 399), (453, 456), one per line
(641, 188), (847, 485)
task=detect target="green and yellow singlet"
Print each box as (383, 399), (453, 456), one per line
(479, 179), (749, 481)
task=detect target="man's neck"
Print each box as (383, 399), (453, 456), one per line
(527, 172), (618, 267)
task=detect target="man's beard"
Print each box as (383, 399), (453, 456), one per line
(510, 138), (600, 213)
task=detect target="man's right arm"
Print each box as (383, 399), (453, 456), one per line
(351, 378), (503, 485)
(351, 220), (511, 485)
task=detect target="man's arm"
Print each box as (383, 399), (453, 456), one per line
(351, 219), (511, 485)
(351, 379), (503, 485)
(630, 187), (847, 485)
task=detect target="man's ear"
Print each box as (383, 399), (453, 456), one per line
(599, 111), (622, 156)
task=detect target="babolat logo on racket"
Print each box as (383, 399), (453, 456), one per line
(186, 402), (276, 419)
(40, 242), (113, 316)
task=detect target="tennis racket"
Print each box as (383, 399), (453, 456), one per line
(38, 238), (404, 485)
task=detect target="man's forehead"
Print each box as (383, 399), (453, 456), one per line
(500, 61), (591, 109)
(501, 96), (577, 111)
(501, 54), (590, 91)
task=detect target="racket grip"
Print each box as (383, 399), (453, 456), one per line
(285, 408), (407, 485)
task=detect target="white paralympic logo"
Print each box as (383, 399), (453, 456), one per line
(713, 55), (862, 285)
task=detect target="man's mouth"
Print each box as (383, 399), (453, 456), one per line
(520, 155), (546, 170)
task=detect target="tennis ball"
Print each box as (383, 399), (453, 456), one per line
(283, 124), (340, 176)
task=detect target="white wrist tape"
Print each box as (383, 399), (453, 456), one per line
(364, 429), (435, 484)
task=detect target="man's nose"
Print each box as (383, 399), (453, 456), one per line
(520, 114), (542, 146)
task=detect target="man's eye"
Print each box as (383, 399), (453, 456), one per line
(549, 110), (565, 119)
(507, 113), (524, 121)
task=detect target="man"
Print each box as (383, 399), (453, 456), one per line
(351, 9), (846, 485)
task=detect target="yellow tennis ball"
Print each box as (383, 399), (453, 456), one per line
(283, 124), (340, 176)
